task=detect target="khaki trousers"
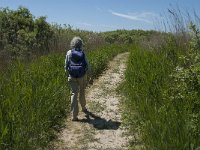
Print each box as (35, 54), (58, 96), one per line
(68, 75), (87, 118)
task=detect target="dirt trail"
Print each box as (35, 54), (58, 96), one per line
(53, 52), (131, 150)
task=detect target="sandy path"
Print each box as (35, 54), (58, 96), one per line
(53, 52), (130, 150)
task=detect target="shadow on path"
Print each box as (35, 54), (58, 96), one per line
(78, 111), (121, 130)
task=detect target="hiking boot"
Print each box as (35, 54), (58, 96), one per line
(82, 108), (89, 114)
(71, 117), (79, 121)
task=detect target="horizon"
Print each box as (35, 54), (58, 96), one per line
(1, 0), (200, 32)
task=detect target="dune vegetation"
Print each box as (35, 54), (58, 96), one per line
(0, 6), (199, 150)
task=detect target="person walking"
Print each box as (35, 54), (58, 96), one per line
(65, 36), (89, 121)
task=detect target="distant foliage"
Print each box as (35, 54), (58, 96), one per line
(50, 24), (106, 53)
(100, 29), (161, 44)
(0, 7), (53, 62)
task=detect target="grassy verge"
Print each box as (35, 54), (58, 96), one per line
(123, 41), (200, 149)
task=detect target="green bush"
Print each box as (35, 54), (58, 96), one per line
(0, 7), (53, 59)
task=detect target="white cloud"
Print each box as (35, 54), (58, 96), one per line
(110, 10), (159, 24)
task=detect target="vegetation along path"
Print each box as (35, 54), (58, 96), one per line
(53, 52), (131, 150)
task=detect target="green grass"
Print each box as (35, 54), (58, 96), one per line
(87, 44), (129, 79)
(123, 43), (200, 149)
(0, 55), (69, 149)
(0, 44), (127, 149)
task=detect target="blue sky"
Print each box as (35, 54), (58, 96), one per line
(1, 0), (200, 32)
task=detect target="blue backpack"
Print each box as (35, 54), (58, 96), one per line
(67, 49), (87, 78)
